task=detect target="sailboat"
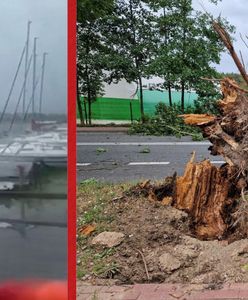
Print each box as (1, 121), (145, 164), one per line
(0, 21), (67, 176)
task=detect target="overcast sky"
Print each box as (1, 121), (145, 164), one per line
(0, 0), (67, 114)
(192, 0), (248, 73)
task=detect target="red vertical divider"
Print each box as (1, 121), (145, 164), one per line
(68, 0), (76, 299)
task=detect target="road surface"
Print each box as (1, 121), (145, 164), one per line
(77, 132), (224, 183)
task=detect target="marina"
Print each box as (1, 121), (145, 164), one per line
(0, 168), (67, 280)
(0, 128), (67, 190)
(0, 19), (67, 191)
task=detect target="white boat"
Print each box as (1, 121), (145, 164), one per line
(0, 182), (15, 191)
(14, 131), (67, 145)
(0, 141), (67, 167)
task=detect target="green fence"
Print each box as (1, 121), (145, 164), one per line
(78, 90), (198, 121)
(142, 90), (197, 115)
(79, 97), (141, 121)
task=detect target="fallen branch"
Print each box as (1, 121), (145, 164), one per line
(213, 21), (248, 85)
(135, 249), (150, 281)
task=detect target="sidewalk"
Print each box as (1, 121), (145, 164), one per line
(77, 126), (129, 133)
(77, 282), (248, 300)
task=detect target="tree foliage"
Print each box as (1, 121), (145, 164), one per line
(148, 0), (233, 111)
(77, 0), (235, 124)
(100, 0), (158, 120)
(77, 0), (114, 124)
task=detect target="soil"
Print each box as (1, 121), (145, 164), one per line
(77, 182), (248, 286)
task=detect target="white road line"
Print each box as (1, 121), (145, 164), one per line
(77, 142), (210, 146)
(77, 161), (225, 167)
(128, 162), (170, 166)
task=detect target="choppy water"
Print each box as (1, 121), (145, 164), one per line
(0, 168), (67, 280)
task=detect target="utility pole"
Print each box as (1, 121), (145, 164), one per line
(39, 52), (48, 115)
(23, 20), (31, 114)
(32, 37), (38, 116)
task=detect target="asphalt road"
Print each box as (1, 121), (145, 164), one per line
(77, 132), (224, 183)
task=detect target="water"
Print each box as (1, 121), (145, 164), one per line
(0, 120), (31, 137)
(0, 168), (67, 280)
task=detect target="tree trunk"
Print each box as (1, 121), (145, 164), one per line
(138, 77), (144, 122)
(174, 155), (239, 240)
(77, 76), (84, 126)
(181, 81), (185, 112)
(168, 81), (172, 107)
(140, 78), (248, 240)
(83, 98), (88, 125)
(88, 96), (92, 126)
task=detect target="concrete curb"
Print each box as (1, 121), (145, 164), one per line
(77, 127), (129, 133)
(77, 282), (248, 300)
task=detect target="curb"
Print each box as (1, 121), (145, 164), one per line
(77, 127), (129, 133)
(77, 283), (248, 300)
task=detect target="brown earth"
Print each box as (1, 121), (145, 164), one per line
(77, 181), (248, 287)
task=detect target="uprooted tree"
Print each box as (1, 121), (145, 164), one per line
(139, 22), (248, 241)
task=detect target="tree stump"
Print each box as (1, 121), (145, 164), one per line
(176, 78), (248, 239)
(140, 78), (248, 240)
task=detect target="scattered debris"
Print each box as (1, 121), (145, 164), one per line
(139, 147), (150, 153)
(96, 147), (107, 154)
(79, 224), (96, 236)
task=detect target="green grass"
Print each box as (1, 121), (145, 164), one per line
(77, 180), (131, 280)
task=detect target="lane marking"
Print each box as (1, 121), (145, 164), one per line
(77, 161), (225, 166)
(77, 142), (210, 146)
(128, 162), (170, 166)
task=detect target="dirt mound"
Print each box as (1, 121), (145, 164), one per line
(77, 182), (248, 285)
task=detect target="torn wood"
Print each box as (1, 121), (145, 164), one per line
(213, 22), (248, 85)
(180, 77), (248, 178)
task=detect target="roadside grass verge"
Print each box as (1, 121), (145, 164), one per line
(77, 179), (131, 280)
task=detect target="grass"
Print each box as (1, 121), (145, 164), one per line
(77, 179), (131, 280)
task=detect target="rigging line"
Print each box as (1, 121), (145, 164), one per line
(9, 55), (33, 133)
(23, 76), (40, 121)
(23, 20), (32, 114)
(0, 44), (26, 124)
(39, 52), (48, 115)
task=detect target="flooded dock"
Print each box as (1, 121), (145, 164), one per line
(0, 167), (67, 280)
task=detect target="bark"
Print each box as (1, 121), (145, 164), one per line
(168, 81), (172, 107)
(181, 81), (185, 112)
(180, 78), (248, 178)
(138, 77), (248, 240)
(77, 76), (84, 126)
(174, 154), (239, 239)
(138, 77), (145, 122)
(213, 22), (248, 85)
(88, 97), (92, 126)
(177, 77), (248, 239)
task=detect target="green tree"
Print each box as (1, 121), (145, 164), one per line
(101, 0), (158, 121)
(149, 0), (233, 111)
(77, 0), (114, 125)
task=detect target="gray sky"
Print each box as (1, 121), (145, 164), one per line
(193, 0), (248, 73)
(0, 0), (67, 114)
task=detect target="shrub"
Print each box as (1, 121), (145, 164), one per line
(129, 103), (203, 140)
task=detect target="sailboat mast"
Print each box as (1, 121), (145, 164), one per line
(23, 20), (31, 114)
(32, 37), (38, 116)
(0, 45), (26, 125)
(39, 52), (47, 115)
